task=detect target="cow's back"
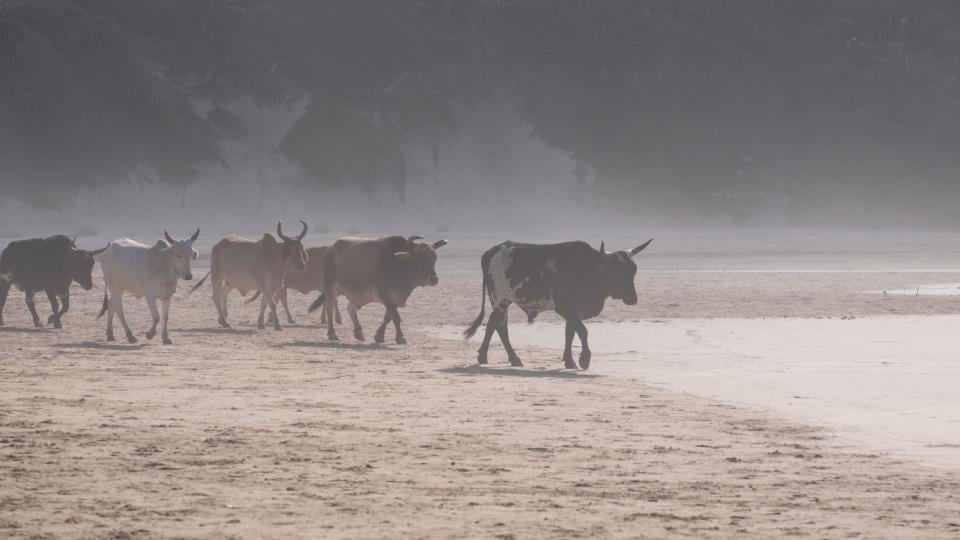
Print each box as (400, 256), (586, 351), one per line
(1, 236), (72, 289)
(100, 239), (157, 294)
(327, 237), (395, 294)
(212, 235), (279, 291)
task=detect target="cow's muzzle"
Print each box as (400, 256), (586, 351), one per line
(81, 281), (94, 291)
(623, 296), (638, 306)
(184, 272), (194, 281)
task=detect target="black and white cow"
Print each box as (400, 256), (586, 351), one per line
(464, 239), (652, 370)
(0, 235), (109, 328)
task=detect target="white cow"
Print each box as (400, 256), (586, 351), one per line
(97, 229), (199, 344)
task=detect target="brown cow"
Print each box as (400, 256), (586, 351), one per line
(191, 221), (308, 330)
(307, 235), (447, 343)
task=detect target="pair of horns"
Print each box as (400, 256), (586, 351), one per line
(277, 221), (308, 241)
(408, 235), (447, 249)
(600, 238), (653, 257)
(165, 228), (201, 245)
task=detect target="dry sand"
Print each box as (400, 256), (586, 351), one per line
(2, 255), (960, 538)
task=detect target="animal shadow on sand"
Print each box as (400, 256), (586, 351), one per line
(59, 341), (149, 351)
(0, 326), (47, 334)
(283, 340), (388, 351)
(178, 327), (256, 336)
(439, 365), (599, 379)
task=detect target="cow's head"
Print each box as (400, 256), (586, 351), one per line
(163, 228), (200, 280)
(597, 239), (652, 305)
(394, 236), (447, 287)
(277, 221), (308, 271)
(66, 240), (110, 290)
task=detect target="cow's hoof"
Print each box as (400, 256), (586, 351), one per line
(477, 352), (488, 365)
(126, 335), (137, 344)
(287, 318), (297, 325)
(146, 329), (156, 340)
(564, 357), (577, 369)
(47, 314), (57, 324)
(33, 321), (43, 328)
(52, 321), (63, 330)
(218, 318), (231, 329)
(578, 351), (592, 370)
(373, 333), (385, 344)
(509, 358), (524, 368)
(106, 332), (115, 342)
(327, 334), (340, 342)
(162, 337), (173, 345)
(273, 324), (283, 331)
(395, 336), (407, 345)
(354, 330), (365, 342)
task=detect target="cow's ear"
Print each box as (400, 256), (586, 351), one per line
(192, 249), (199, 261)
(394, 251), (414, 261)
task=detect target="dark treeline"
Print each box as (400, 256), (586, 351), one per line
(2, 1), (960, 225)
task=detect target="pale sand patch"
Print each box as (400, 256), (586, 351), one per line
(442, 316), (960, 469)
(0, 265), (959, 537)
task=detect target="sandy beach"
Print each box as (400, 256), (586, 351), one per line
(3, 232), (960, 538)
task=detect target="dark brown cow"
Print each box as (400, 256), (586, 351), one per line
(308, 235), (447, 343)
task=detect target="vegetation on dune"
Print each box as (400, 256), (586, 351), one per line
(2, 0), (960, 223)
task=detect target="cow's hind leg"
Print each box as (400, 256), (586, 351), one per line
(572, 318), (591, 369)
(0, 279), (9, 325)
(106, 292), (116, 341)
(25, 291), (42, 327)
(45, 290), (62, 329)
(213, 279), (231, 329)
(348, 303), (364, 341)
(494, 310), (522, 367)
(111, 292), (136, 343)
(477, 307), (505, 365)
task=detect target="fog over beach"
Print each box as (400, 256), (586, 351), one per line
(3, 2), (960, 538)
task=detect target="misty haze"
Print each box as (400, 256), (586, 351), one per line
(2, 2), (960, 539)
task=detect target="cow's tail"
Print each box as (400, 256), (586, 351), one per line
(244, 290), (261, 304)
(307, 292), (326, 314)
(189, 272), (210, 294)
(97, 291), (108, 319)
(463, 265), (489, 341)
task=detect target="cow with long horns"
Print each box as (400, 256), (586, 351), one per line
(464, 238), (653, 369)
(0, 235), (109, 328)
(191, 221), (308, 331)
(97, 229), (200, 344)
(308, 235), (447, 344)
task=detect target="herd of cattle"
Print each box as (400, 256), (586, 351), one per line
(0, 224), (652, 369)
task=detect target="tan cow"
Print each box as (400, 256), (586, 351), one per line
(191, 221), (308, 330)
(250, 245), (343, 326)
(307, 235), (447, 343)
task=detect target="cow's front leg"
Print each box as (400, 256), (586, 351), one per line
(145, 294), (160, 340)
(574, 319), (591, 370)
(562, 319), (578, 369)
(45, 290), (62, 329)
(58, 292), (70, 324)
(160, 297), (173, 345)
(25, 291), (42, 327)
(373, 309), (389, 344)
(324, 293), (339, 341)
(278, 288), (296, 325)
(348, 303), (364, 341)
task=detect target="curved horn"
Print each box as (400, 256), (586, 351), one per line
(600, 241), (606, 254)
(629, 238), (653, 257)
(90, 243), (110, 256)
(190, 228), (200, 243)
(276, 221), (288, 240)
(408, 235), (425, 243)
(164, 230), (175, 245)
(432, 239), (448, 249)
(297, 220), (307, 241)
